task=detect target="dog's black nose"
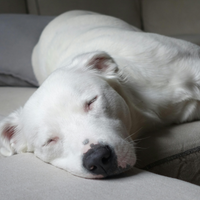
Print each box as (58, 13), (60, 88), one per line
(82, 144), (117, 177)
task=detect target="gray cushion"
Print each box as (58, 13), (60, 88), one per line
(136, 122), (200, 185)
(0, 14), (54, 87)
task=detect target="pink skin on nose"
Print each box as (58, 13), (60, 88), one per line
(82, 139), (98, 154)
(116, 149), (136, 169)
(82, 139), (135, 173)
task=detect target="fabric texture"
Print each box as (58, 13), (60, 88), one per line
(0, 153), (200, 200)
(0, 14), (54, 87)
(0, 87), (36, 117)
(172, 34), (200, 46)
(0, 0), (27, 13)
(27, 0), (142, 28)
(142, 0), (200, 35)
(135, 122), (200, 185)
(25, 0), (200, 45)
(145, 149), (200, 186)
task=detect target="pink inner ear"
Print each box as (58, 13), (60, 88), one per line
(3, 126), (15, 141)
(89, 57), (108, 71)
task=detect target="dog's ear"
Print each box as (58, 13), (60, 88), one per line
(73, 51), (118, 74)
(0, 108), (27, 156)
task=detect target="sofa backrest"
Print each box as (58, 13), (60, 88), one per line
(0, 0), (27, 14)
(1, 0), (200, 37)
(26, 0), (142, 29)
(142, 0), (200, 35)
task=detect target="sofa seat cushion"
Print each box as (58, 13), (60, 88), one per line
(135, 122), (200, 185)
(0, 87), (36, 119)
(1, 153), (200, 200)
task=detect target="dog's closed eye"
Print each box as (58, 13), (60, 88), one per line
(43, 137), (59, 146)
(85, 96), (98, 111)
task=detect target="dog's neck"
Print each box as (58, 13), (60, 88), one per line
(107, 78), (148, 139)
(112, 74), (166, 140)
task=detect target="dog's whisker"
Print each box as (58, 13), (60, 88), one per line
(133, 136), (150, 143)
(124, 127), (143, 141)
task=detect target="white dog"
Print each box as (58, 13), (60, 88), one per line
(1, 10), (200, 179)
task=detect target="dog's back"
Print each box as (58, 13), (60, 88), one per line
(32, 10), (200, 126)
(32, 10), (140, 84)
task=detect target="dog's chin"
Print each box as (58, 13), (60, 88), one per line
(69, 164), (134, 179)
(71, 172), (105, 179)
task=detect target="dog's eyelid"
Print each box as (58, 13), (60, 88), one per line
(88, 96), (98, 105)
(85, 96), (98, 111)
(44, 136), (59, 146)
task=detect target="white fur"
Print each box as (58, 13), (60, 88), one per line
(1, 10), (200, 178)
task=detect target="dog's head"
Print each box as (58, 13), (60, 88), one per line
(0, 51), (136, 178)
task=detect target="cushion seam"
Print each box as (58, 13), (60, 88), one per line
(142, 146), (200, 170)
(0, 72), (38, 86)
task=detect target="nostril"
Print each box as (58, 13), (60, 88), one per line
(82, 144), (117, 177)
(102, 156), (110, 164)
(102, 146), (111, 164)
(89, 165), (96, 171)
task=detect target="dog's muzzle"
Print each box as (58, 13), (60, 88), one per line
(82, 144), (118, 177)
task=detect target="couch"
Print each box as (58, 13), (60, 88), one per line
(0, 0), (200, 199)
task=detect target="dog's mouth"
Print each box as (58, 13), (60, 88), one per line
(82, 143), (136, 178)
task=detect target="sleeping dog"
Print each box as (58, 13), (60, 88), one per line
(1, 10), (200, 178)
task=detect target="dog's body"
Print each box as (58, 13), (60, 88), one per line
(1, 11), (200, 178)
